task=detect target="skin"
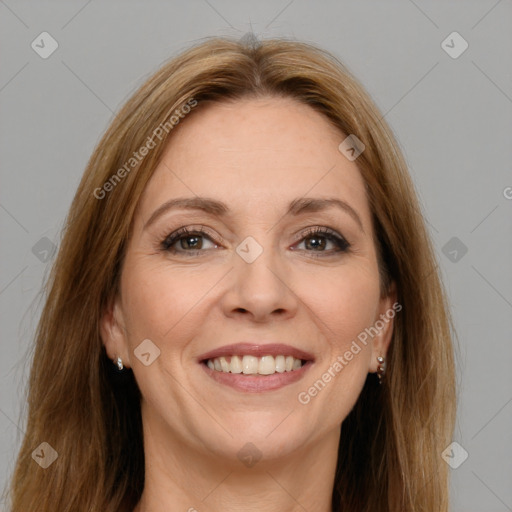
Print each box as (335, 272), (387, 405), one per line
(101, 96), (396, 512)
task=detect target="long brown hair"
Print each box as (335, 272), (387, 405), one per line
(6, 36), (456, 511)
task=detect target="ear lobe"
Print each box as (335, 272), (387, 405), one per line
(370, 281), (399, 372)
(99, 295), (130, 366)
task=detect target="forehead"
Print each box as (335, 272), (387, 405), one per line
(136, 96), (371, 224)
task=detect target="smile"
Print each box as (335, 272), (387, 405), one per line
(198, 342), (315, 392)
(205, 354), (305, 375)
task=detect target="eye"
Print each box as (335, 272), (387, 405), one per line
(161, 226), (220, 255)
(160, 225), (350, 258)
(292, 227), (350, 256)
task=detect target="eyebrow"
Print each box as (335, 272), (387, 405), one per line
(144, 196), (364, 232)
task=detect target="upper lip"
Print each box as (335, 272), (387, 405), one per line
(198, 343), (315, 363)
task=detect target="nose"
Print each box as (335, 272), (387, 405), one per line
(220, 243), (299, 323)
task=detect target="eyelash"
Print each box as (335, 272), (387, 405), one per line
(160, 225), (351, 258)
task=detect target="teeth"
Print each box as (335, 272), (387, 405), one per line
(205, 355), (306, 375)
(258, 355), (275, 375)
(219, 356), (230, 372)
(275, 355), (286, 373)
(230, 355), (243, 373)
(242, 355), (258, 374)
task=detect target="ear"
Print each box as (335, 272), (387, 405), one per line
(369, 281), (399, 373)
(99, 294), (132, 369)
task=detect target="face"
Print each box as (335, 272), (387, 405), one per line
(101, 96), (395, 464)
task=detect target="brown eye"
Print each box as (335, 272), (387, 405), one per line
(293, 227), (350, 255)
(161, 227), (219, 254)
(177, 234), (203, 250)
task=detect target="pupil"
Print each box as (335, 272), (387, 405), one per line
(307, 236), (325, 250)
(182, 236), (201, 249)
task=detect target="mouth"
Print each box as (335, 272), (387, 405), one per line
(198, 343), (315, 393)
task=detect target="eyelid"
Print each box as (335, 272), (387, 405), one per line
(291, 225), (346, 242)
(160, 225), (225, 251)
(159, 224), (351, 255)
(291, 226), (351, 252)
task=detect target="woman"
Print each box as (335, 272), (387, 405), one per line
(7, 36), (456, 511)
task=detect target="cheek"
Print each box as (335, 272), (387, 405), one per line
(294, 262), (381, 347)
(120, 258), (224, 347)
(293, 266), (380, 425)
(292, 263), (380, 405)
(119, 261), (218, 408)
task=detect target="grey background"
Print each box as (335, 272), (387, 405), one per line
(1, 1), (511, 510)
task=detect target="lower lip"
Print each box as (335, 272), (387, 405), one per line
(200, 361), (314, 392)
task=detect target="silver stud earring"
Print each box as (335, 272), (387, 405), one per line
(376, 355), (386, 384)
(115, 356), (124, 371)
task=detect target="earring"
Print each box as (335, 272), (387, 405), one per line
(376, 355), (386, 384)
(115, 356), (124, 371)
